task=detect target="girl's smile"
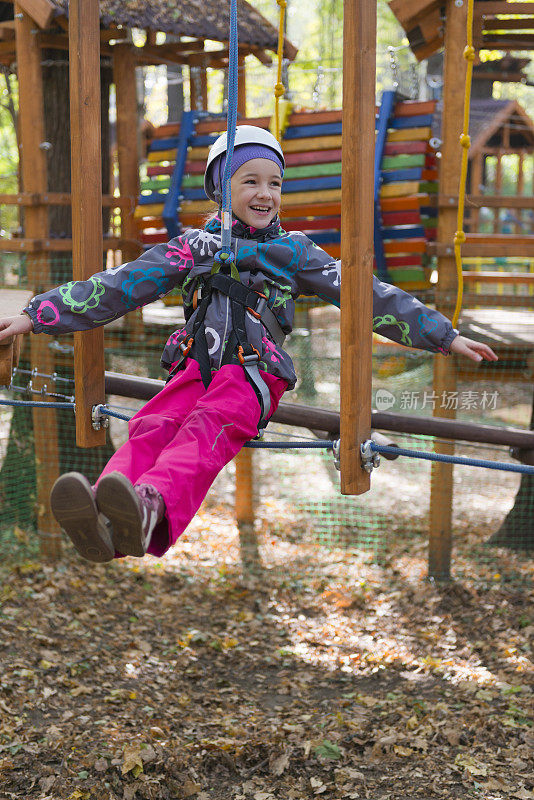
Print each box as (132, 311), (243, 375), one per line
(230, 158), (282, 228)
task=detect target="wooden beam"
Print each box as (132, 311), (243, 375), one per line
(482, 17), (534, 31)
(481, 33), (534, 48)
(69, 0), (106, 448)
(430, 0), (467, 581)
(339, 0), (375, 495)
(477, 2), (534, 15)
(462, 271), (534, 284)
(0, 192), (134, 208)
(430, 235), (534, 257)
(16, 0), (56, 29)
(37, 31), (114, 57)
(15, 4), (62, 558)
(389, 0), (441, 28)
(0, 237), (129, 251)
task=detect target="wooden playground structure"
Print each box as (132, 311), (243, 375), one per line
(1, 0), (534, 576)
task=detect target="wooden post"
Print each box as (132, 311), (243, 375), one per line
(517, 152), (524, 234)
(189, 53), (208, 112)
(235, 448), (261, 571)
(113, 43), (144, 339)
(429, 0), (467, 580)
(470, 153), (483, 232)
(339, 0), (375, 494)
(237, 53), (246, 116)
(494, 151), (502, 233)
(15, 5), (62, 558)
(69, 0), (106, 447)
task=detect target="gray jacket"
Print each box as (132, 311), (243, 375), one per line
(24, 215), (457, 389)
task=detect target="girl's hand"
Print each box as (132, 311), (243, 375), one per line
(449, 334), (498, 363)
(0, 314), (34, 344)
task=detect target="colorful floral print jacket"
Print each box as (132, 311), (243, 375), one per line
(24, 216), (458, 389)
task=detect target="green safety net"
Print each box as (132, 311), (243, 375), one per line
(0, 252), (532, 583)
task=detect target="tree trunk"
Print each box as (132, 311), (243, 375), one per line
(486, 388), (534, 552)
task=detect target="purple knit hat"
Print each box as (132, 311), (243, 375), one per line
(212, 143), (284, 194)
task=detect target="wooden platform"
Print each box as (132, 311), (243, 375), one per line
(459, 308), (534, 349)
(0, 289), (33, 317)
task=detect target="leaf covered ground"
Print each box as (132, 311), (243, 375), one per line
(1, 503), (533, 800)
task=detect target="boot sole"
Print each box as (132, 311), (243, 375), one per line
(50, 473), (114, 563)
(96, 473), (146, 558)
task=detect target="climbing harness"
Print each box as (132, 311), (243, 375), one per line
(171, 269), (287, 428)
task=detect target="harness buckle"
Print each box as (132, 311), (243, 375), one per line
(237, 344), (260, 365)
(179, 337), (194, 358)
(246, 292), (268, 320)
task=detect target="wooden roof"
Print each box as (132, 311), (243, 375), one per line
(389, 0), (534, 61)
(0, 0), (297, 65)
(432, 98), (534, 155)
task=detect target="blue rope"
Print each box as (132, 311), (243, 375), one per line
(371, 442), (534, 476)
(94, 405), (334, 449)
(245, 440), (334, 450)
(98, 407), (130, 422)
(220, 0), (239, 254)
(1, 398), (530, 467)
(0, 398), (75, 410)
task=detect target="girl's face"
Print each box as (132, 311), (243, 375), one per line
(230, 158), (282, 228)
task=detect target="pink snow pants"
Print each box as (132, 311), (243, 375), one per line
(97, 359), (288, 557)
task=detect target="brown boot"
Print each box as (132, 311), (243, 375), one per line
(96, 472), (165, 558)
(50, 472), (114, 563)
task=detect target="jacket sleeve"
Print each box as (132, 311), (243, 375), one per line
(24, 232), (206, 335)
(372, 275), (458, 354)
(293, 235), (457, 354)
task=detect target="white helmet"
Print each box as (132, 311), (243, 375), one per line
(204, 125), (285, 203)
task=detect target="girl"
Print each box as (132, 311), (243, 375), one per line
(0, 126), (497, 563)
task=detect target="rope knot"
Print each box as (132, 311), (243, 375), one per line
(463, 45), (476, 62)
(274, 83), (285, 98)
(454, 231), (466, 245)
(459, 133), (471, 149)
(277, 0), (287, 7)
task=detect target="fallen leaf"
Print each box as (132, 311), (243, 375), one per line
(455, 755), (488, 777)
(270, 751), (290, 776)
(183, 779), (201, 796)
(122, 742), (144, 777)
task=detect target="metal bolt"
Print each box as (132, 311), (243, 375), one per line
(454, 0), (463, 6)
(39, 141), (52, 151)
(14, 13), (23, 19)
